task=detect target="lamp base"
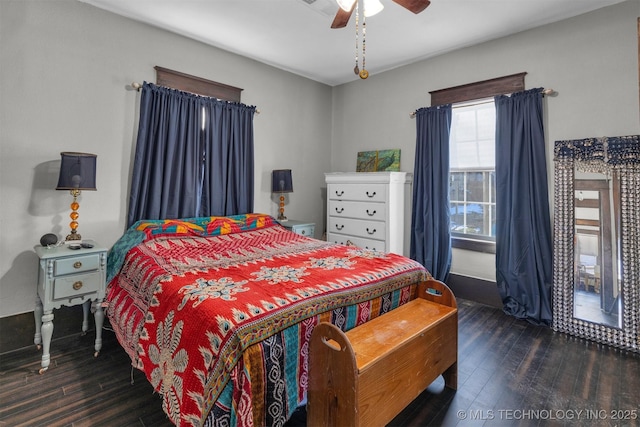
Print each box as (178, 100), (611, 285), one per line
(65, 231), (82, 241)
(277, 194), (288, 222)
(66, 189), (82, 241)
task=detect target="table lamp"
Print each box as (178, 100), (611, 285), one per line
(56, 152), (97, 241)
(272, 169), (293, 221)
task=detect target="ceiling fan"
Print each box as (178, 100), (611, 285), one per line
(330, 0), (431, 79)
(331, 0), (431, 29)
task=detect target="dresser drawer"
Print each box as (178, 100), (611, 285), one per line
(54, 253), (100, 276)
(328, 183), (387, 202)
(53, 272), (101, 300)
(327, 233), (386, 252)
(328, 217), (386, 241)
(329, 199), (385, 221)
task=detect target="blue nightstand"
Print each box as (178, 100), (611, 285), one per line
(279, 220), (315, 238)
(33, 240), (106, 373)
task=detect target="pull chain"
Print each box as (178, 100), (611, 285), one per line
(360, 7), (368, 79)
(352, 0), (369, 79)
(354, 1), (359, 75)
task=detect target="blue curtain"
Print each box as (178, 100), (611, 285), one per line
(495, 88), (553, 325)
(200, 101), (255, 216)
(127, 82), (255, 227)
(127, 83), (202, 227)
(410, 105), (452, 281)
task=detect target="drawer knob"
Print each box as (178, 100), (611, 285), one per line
(301, 230), (306, 235)
(335, 224), (344, 230)
(335, 207), (344, 213)
(73, 261), (82, 269)
(335, 190), (344, 196)
(366, 228), (377, 235)
(366, 191), (376, 198)
(72, 281), (83, 290)
(366, 209), (376, 216)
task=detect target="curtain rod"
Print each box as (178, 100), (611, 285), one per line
(130, 82), (261, 114)
(409, 88), (556, 118)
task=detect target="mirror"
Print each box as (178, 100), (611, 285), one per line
(573, 174), (621, 328)
(553, 135), (640, 352)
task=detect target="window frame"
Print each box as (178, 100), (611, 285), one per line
(430, 73), (527, 253)
(449, 169), (496, 241)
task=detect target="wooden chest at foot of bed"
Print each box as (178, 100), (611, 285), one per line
(307, 279), (458, 427)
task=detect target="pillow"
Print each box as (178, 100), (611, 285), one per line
(107, 214), (276, 283)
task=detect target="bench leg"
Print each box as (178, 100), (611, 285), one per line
(443, 361), (458, 390)
(308, 323), (359, 427)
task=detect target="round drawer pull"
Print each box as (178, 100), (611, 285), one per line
(72, 281), (83, 290)
(366, 191), (376, 198)
(73, 261), (82, 269)
(301, 230), (306, 235)
(366, 228), (377, 235)
(366, 209), (376, 216)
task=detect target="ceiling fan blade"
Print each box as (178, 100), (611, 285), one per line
(393, 0), (431, 14)
(331, 4), (355, 29)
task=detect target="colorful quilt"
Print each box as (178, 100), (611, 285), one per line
(106, 214), (429, 426)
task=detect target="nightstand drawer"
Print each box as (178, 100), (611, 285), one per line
(54, 254), (100, 276)
(54, 272), (101, 300)
(280, 220), (316, 237)
(292, 224), (315, 236)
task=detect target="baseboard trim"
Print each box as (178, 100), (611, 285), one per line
(447, 273), (502, 309)
(0, 305), (91, 355)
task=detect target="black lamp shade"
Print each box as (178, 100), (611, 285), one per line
(272, 169), (293, 193)
(56, 152), (97, 190)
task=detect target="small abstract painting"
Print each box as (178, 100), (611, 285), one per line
(356, 149), (401, 172)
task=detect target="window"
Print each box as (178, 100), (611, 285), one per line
(449, 100), (497, 249)
(429, 73), (526, 253)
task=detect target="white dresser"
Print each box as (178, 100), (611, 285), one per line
(325, 172), (412, 256)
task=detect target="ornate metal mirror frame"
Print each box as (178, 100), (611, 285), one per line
(553, 135), (640, 352)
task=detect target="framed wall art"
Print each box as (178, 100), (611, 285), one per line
(356, 149), (401, 172)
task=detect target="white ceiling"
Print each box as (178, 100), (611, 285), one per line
(79, 0), (627, 86)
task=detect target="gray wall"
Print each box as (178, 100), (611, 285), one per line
(0, 0), (333, 317)
(330, 0), (640, 281)
(1, 0), (638, 318)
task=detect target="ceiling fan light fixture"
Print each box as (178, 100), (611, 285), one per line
(363, 0), (384, 17)
(336, 0), (355, 12)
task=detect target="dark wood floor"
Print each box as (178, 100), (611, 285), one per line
(1, 299), (639, 427)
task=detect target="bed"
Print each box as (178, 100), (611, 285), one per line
(105, 213), (431, 426)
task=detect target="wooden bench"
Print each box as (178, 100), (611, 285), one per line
(307, 279), (458, 427)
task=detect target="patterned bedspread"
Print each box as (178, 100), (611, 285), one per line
(106, 214), (429, 426)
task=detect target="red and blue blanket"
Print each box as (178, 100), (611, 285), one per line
(106, 214), (429, 426)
